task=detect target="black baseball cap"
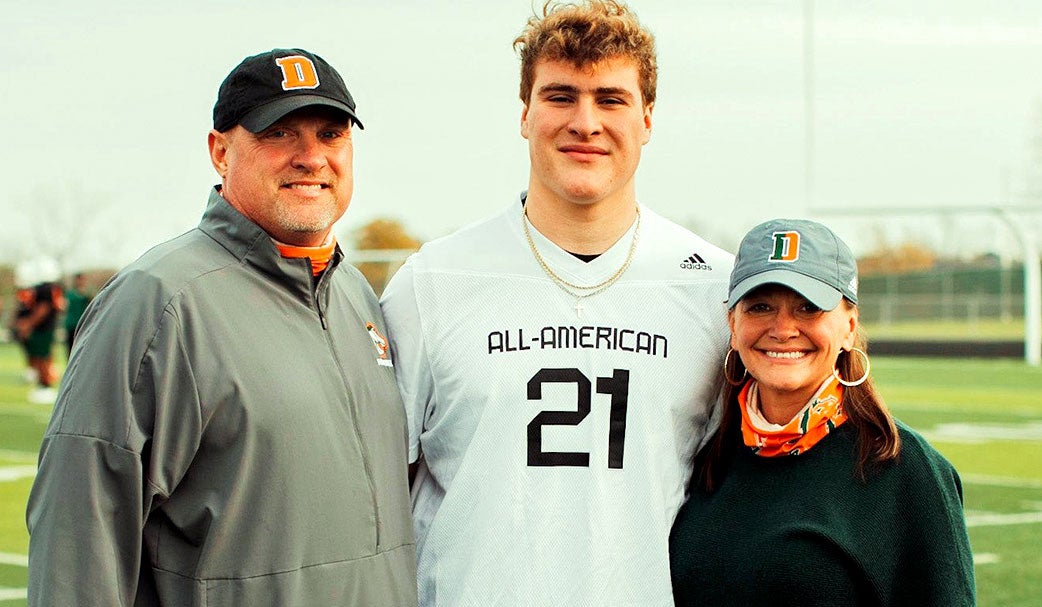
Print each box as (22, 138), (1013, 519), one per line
(213, 48), (363, 133)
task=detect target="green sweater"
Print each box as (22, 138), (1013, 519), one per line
(669, 422), (975, 606)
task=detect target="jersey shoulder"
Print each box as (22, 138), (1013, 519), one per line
(404, 205), (523, 275)
(636, 206), (734, 281)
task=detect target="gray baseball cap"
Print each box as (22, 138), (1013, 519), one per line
(727, 218), (858, 311)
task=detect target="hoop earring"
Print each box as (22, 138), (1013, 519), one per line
(723, 348), (748, 386)
(833, 347), (870, 387)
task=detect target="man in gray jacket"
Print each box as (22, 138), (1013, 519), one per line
(26, 48), (417, 606)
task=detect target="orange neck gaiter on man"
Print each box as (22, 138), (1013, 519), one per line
(274, 238), (337, 276)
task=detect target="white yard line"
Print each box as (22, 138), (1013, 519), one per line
(961, 474), (1042, 489)
(893, 404), (1042, 419)
(922, 421), (1042, 442)
(0, 587), (27, 602)
(966, 511), (1042, 527)
(0, 466), (36, 482)
(0, 555), (28, 603)
(0, 450), (37, 463)
(0, 553), (27, 567)
(961, 475), (1042, 527)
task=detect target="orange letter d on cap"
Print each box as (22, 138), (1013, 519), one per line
(275, 56), (320, 90)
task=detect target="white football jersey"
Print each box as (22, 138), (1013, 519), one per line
(381, 196), (733, 607)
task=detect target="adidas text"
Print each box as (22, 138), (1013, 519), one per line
(681, 253), (712, 271)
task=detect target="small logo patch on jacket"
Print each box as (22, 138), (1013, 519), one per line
(365, 322), (393, 367)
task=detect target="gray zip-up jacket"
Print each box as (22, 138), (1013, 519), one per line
(27, 189), (417, 606)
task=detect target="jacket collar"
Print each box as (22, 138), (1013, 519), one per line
(198, 187), (344, 299)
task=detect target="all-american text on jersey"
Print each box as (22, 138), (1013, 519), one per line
(488, 325), (668, 358)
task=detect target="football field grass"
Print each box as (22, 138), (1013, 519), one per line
(0, 342), (1040, 605)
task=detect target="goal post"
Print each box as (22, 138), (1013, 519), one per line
(810, 205), (1041, 366)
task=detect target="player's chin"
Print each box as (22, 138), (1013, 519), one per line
(558, 182), (613, 205)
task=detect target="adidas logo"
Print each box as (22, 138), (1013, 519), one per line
(680, 252), (712, 271)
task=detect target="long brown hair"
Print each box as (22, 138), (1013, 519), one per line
(693, 317), (901, 494)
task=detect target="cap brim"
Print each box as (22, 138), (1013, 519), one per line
(727, 269), (843, 311)
(239, 94), (364, 132)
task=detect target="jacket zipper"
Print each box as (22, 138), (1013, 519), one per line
(313, 276), (382, 548)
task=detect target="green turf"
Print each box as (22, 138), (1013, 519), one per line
(0, 475), (31, 598)
(0, 343), (1040, 605)
(863, 319), (1025, 341)
(872, 356), (1042, 606)
(968, 522), (1042, 606)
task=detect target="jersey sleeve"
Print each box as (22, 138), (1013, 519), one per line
(695, 388), (725, 454)
(381, 257), (435, 464)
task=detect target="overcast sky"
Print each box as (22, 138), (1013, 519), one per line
(3, 0), (1042, 271)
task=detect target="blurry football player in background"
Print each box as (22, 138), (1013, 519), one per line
(62, 272), (92, 359)
(11, 258), (64, 404)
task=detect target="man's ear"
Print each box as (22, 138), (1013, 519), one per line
(208, 129), (229, 178)
(520, 104), (531, 140)
(641, 101), (653, 145)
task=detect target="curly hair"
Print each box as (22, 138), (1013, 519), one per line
(513, 0), (657, 105)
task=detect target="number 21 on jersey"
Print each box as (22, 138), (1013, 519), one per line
(526, 368), (630, 469)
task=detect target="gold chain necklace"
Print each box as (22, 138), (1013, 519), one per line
(521, 204), (641, 317)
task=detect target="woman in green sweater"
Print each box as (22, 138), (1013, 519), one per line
(669, 219), (975, 606)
